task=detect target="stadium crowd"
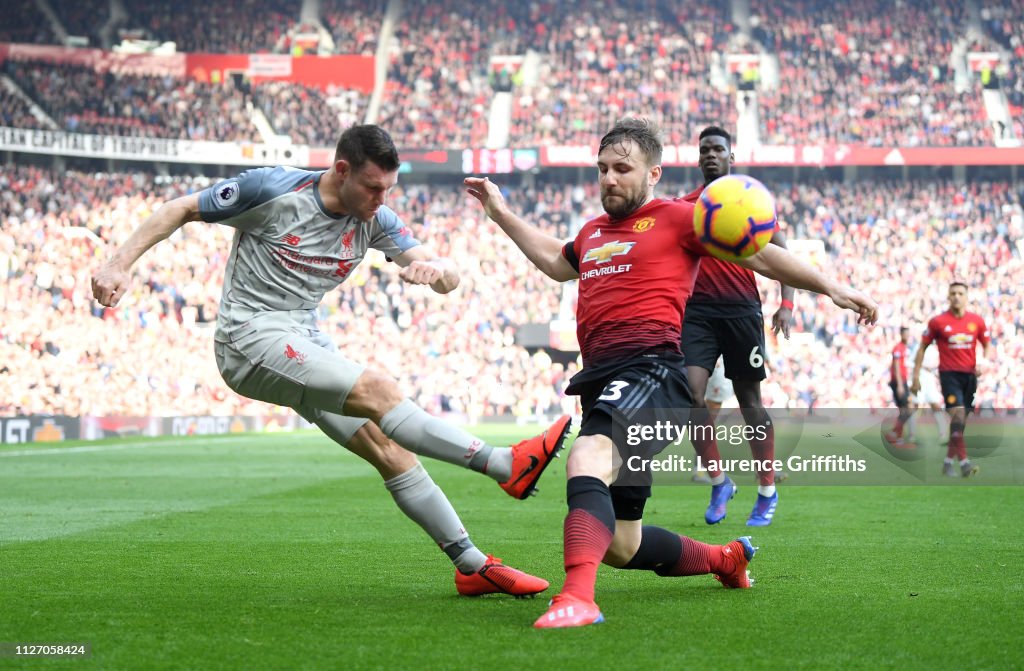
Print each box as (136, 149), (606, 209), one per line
(752, 0), (994, 146)
(50, 0), (111, 46)
(0, 0), (57, 47)
(2, 0), (1020, 149)
(2, 165), (1022, 420)
(506, 0), (735, 146)
(0, 84), (37, 128)
(3, 60), (261, 142)
(117, 0), (300, 54)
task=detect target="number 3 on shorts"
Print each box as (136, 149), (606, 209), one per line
(599, 380), (630, 401)
(749, 346), (764, 369)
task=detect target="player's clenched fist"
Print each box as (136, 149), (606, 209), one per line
(91, 264), (130, 307)
(398, 260), (444, 286)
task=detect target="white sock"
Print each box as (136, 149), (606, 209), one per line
(710, 473), (726, 486)
(935, 412), (950, 440)
(379, 399), (509, 480)
(758, 485), (776, 497)
(384, 463), (487, 573)
(906, 411), (917, 436)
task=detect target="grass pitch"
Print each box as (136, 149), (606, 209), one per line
(1, 427), (1021, 670)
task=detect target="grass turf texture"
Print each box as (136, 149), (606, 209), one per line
(1, 428), (1021, 670)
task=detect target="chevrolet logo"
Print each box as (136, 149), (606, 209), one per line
(582, 240), (636, 264)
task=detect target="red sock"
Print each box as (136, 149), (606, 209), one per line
(749, 422), (775, 487)
(659, 536), (724, 577)
(947, 432), (964, 460)
(953, 433), (967, 461)
(562, 509), (614, 602)
(692, 418), (722, 478)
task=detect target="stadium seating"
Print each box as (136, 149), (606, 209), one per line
(2, 0), (1022, 419)
(321, 0), (383, 55)
(4, 60), (260, 141)
(2, 0), (1019, 148)
(117, 0), (300, 54)
(2, 166), (1021, 418)
(0, 0), (58, 46)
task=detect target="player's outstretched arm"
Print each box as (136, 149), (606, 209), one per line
(393, 246), (460, 294)
(464, 177), (578, 282)
(769, 228), (795, 338)
(735, 244), (878, 325)
(91, 193), (202, 307)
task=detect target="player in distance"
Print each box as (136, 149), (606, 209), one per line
(910, 282), (992, 477)
(679, 126), (794, 526)
(885, 326), (915, 447)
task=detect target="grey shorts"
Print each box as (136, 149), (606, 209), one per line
(214, 325), (369, 444)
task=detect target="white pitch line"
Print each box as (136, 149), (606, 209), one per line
(0, 434), (321, 458)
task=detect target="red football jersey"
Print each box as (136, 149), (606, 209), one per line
(921, 311), (989, 373)
(680, 185), (765, 308)
(891, 342), (908, 382)
(562, 198), (708, 366)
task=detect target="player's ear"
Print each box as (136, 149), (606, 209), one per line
(335, 159), (351, 181)
(649, 164), (662, 186)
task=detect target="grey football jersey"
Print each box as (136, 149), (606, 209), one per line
(198, 166), (419, 342)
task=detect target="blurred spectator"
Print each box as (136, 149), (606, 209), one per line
(0, 0), (58, 45)
(118, 0), (300, 53)
(5, 59), (260, 142)
(0, 85), (38, 128)
(51, 0), (110, 46)
(320, 0), (382, 55)
(753, 0), (993, 146)
(257, 81), (365, 145)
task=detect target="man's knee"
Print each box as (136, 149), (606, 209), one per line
(345, 368), (405, 422)
(687, 366), (710, 405)
(604, 524), (641, 567)
(734, 381), (763, 408)
(347, 422), (417, 478)
(567, 434), (615, 482)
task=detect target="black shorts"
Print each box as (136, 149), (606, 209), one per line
(567, 351), (693, 521)
(889, 381), (910, 408)
(939, 371), (978, 410)
(680, 313), (767, 381)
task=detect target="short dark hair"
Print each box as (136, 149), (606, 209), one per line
(599, 117), (663, 166)
(949, 281), (969, 292)
(699, 125), (733, 146)
(334, 124), (400, 172)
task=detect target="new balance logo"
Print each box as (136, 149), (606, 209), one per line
(464, 440), (483, 460)
(334, 260), (354, 278)
(282, 234), (301, 245)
